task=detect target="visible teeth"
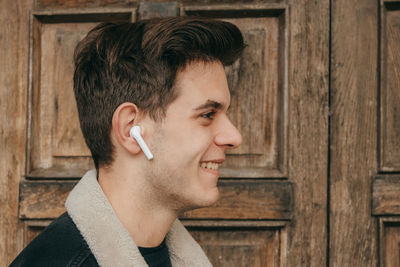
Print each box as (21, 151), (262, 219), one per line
(200, 162), (219, 170)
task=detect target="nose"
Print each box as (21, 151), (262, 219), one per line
(214, 115), (242, 150)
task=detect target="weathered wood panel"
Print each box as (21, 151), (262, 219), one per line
(35, 0), (282, 10)
(380, 2), (400, 172)
(28, 11), (134, 179)
(19, 180), (292, 220)
(0, 0), (33, 264)
(184, 5), (288, 179)
(330, 0), (379, 265)
(284, 0), (329, 266)
(137, 2), (179, 19)
(19, 181), (75, 219)
(29, 17), (95, 174)
(41, 22), (95, 157)
(36, 0), (136, 9)
(379, 218), (400, 267)
(184, 181), (293, 219)
(372, 176), (400, 215)
(190, 228), (283, 267)
(6, 2), (330, 266)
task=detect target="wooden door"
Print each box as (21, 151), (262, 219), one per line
(331, 0), (400, 266)
(1, 0), (329, 266)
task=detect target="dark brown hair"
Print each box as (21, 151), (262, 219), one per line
(73, 17), (245, 169)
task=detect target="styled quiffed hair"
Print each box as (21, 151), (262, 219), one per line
(73, 16), (245, 169)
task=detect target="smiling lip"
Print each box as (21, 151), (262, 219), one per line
(199, 159), (225, 176)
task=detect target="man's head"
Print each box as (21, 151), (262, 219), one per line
(74, 17), (245, 170)
(143, 60), (243, 210)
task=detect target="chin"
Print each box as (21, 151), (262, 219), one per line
(196, 187), (220, 208)
(182, 187), (220, 212)
(198, 172), (220, 204)
(206, 187), (220, 205)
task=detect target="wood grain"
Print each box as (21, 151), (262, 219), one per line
(380, 4), (400, 171)
(379, 218), (400, 267)
(36, 0), (137, 9)
(383, 224), (400, 267)
(285, 0), (329, 266)
(330, 0), (379, 265)
(19, 180), (292, 220)
(190, 228), (281, 267)
(3, 2), (332, 266)
(0, 0), (32, 264)
(28, 11), (133, 178)
(35, 0), (281, 9)
(184, 181), (293, 220)
(372, 176), (400, 215)
(44, 22), (94, 157)
(137, 2), (179, 19)
(19, 181), (75, 219)
(29, 19), (96, 174)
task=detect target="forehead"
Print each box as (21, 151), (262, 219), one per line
(172, 61), (230, 109)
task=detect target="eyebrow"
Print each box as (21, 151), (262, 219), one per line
(193, 100), (225, 111)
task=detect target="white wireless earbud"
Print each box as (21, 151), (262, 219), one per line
(129, 126), (153, 160)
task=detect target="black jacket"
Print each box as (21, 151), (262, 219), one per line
(10, 170), (212, 267)
(10, 212), (99, 267)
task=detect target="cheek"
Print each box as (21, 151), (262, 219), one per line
(170, 122), (213, 149)
(188, 128), (214, 160)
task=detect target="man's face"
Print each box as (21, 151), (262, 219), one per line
(145, 61), (242, 212)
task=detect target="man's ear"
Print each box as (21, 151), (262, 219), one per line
(111, 102), (142, 156)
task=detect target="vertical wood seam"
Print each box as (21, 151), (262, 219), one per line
(327, 0), (332, 266)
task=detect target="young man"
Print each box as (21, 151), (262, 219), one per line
(11, 17), (244, 266)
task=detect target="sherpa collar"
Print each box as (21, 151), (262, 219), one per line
(65, 170), (212, 267)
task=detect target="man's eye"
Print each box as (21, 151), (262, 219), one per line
(201, 111), (216, 120)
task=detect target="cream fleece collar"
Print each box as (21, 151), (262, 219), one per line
(65, 170), (212, 267)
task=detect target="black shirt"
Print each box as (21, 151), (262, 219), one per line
(138, 239), (172, 267)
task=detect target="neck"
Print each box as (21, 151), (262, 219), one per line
(98, 165), (178, 248)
